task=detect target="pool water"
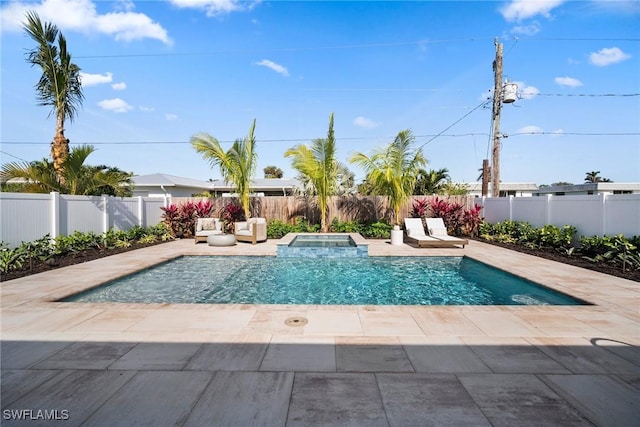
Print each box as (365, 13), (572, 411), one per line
(289, 234), (356, 247)
(63, 256), (586, 306)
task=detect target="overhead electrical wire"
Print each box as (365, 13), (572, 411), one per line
(74, 37), (639, 59)
(3, 131), (638, 147)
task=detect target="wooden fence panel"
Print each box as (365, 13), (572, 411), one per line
(170, 195), (479, 224)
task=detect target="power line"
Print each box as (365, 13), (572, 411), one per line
(3, 131), (637, 146)
(507, 131), (640, 137)
(74, 38), (487, 59)
(0, 151), (29, 162)
(1, 133), (494, 146)
(74, 36), (640, 59)
(416, 100), (492, 150)
(532, 93), (640, 97)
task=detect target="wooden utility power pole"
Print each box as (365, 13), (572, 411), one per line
(481, 159), (490, 197)
(491, 38), (504, 197)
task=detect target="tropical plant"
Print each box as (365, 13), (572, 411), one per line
(23, 11), (84, 183)
(219, 201), (245, 233)
(263, 166), (283, 178)
(0, 145), (132, 196)
(0, 245), (27, 274)
(413, 168), (450, 195)
(350, 129), (426, 226)
(584, 171), (611, 183)
(191, 119), (258, 219)
(285, 113), (339, 232)
(160, 201), (214, 238)
(410, 198), (429, 219)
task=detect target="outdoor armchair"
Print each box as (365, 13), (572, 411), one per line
(234, 217), (267, 245)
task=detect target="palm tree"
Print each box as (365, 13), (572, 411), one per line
(263, 166), (283, 179)
(1, 145), (132, 196)
(350, 129), (426, 226)
(23, 11), (84, 183)
(191, 120), (258, 219)
(584, 171), (601, 183)
(285, 113), (338, 232)
(414, 168), (450, 194)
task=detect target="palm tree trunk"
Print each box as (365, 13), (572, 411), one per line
(52, 113), (69, 184)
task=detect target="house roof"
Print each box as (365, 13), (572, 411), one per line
(131, 173), (213, 189)
(131, 174), (300, 191)
(463, 182), (538, 191)
(534, 182), (640, 194)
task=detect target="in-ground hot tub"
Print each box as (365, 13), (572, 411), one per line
(276, 233), (369, 257)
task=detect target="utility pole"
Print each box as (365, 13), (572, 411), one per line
(481, 159), (490, 197)
(491, 38), (504, 197)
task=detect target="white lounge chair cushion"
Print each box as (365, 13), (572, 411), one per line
(197, 218), (222, 232)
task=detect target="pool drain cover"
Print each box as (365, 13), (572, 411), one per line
(285, 317), (308, 327)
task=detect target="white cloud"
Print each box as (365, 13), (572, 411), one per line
(589, 47), (631, 66)
(510, 21), (541, 35)
(554, 76), (582, 87)
(513, 81), (540, 100)
(98, 98), (133, 113)
(165, 113), (178, 121)
(255, 59), (289, 76)
(169, 0), (260, 17)
(353, 116), (379, 129)
(0, 0), (171, 44)
(111, 82), (127, 91)
(500, 0), (565, 21)
(517, 125), (543, 135)
(139, 106), (155, 112)
(551, 129), (564, 137)
(79, 71), (113, 87)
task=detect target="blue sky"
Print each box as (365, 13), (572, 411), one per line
(1, 0), (639, 186)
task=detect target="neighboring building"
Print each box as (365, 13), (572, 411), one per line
(130, 173), (300, 198)
(464, 182), (538, 197)
(532, 182), (640, 196)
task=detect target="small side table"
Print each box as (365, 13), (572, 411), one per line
(207, 234), (237, 246)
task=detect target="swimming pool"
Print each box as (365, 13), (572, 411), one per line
(276, 233), (369, 257)
(62, 256), (586, 306)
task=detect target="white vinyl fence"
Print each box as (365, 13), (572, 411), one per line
(0, 192), (167, 248)
(479, 194), (640, 238)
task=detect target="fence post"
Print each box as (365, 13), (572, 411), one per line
(601, 193), (607, 236)
(545, 194), (552, 225)
(508, 195), (514, 221)
(50, 191), (60, 242)
(137, 196), (144, 227)
(102, 195), (109, 233)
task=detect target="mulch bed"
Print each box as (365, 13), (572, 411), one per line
(0, 241), (169, 282)
(474, 238), (640, 283)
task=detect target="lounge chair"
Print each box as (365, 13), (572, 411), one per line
(194, 218), (223, 244)
(425, 217), (468, 248)
(403, 218), (451, 248)
(234, 217), (267, 245)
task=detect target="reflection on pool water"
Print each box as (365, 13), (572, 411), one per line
(63, 256), (587, 306)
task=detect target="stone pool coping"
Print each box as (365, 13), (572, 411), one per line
(2, 238), (639, 426)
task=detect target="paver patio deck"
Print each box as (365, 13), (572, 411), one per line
(1, 238), (639, 426)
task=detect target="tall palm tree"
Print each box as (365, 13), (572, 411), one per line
(350, 129), (426, 226)
(1, 145), (132, 196)
(23, 11), (84, 183)
(414, 168), (450, 194)
(285, 113), (338, 232)
(584, 171), (600, 182)
(191, 120), (258, 219)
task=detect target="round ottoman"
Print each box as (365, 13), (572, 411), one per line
(207, 234), (237, 246)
